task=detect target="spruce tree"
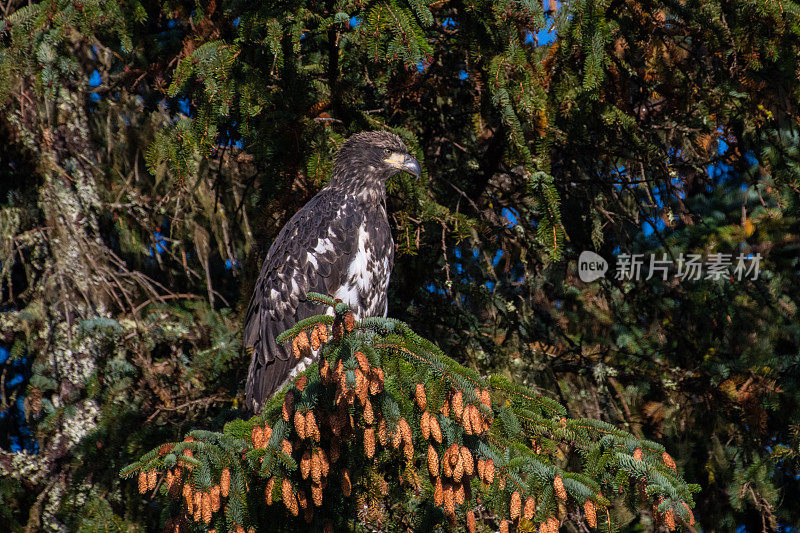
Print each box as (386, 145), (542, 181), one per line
(0, 0), (798, 531)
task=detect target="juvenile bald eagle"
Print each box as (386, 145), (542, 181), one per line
(243, 131), (421, 412)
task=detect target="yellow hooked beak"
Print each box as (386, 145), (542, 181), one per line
(384, 152), (421, 178)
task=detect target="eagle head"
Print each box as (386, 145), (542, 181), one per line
(332, 131), (421, 188)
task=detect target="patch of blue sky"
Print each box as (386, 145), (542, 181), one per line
(667, 146), (683, 162)
(215, 128), (244, 149)
(233, 17), (240, 27)
(611, 165), (628, 189)
(778, 524), (799, 532)
(492, 249), (503, 266)
(641, 219), (665, 237)
(526, 0), (561, 48)
(638, 180), (668, 237)
(458, 70), (468, 80)
(88, 70), (102, 102)
(167, 19), (178, 29)
(425, 282), (448, 295)
(485, 280), (496, 291)
(707, 159), (735, 182)
(442, 17), (457, 29)
(1, 353), (37, 453)
(225, 259), (240, 270)
(10, 396), (37, 453)
(652, 185), (666, 207)
(706, 128), (735, 182)
(350, 16), (360, 28)
(501, 207), (518, 227)
(716, 127), (728, 154)
(177, 97), (191, 116)
(526, 28), (557, 47)
(452, 247), (465, 273)
(148, 230), (168, 257)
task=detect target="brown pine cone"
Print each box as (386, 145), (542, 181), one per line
(355, 351), (370, 373)
(364, 427), (376, 458)
(363, 398), (375, 424)
(415, 383), (427, 411)
(211, 485), (221, 511)
(524, 496), (535, 520)
(427, 444), (439, 477)
(584, 499), (597, 528)
(510, 491), (521, 520)
(452, 391), (464, 419)
(466, 510), (476, 533)
(294, 411), (306, 440)
(420, 410), (430, 439)
(147, 469), (157, 491)
(460, 446), (474, 475)
(430, 415), (442, 443)
(344, 312), (355, 331)
(220, 468), (231, 498)
(553, 475), (567, 501)
(306, 411), (320, 442)
(662, 451), (677, 470)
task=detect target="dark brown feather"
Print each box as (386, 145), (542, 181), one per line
(243, 193), (358, 409)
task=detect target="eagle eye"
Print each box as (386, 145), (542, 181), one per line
(383, 148), (391, 155)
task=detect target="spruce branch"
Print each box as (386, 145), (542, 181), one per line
(123, 297), (697, 532)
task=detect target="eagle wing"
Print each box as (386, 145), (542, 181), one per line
(243, 192), (359, 412)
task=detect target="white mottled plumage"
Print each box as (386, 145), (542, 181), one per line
(335, 223), (383, 318)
